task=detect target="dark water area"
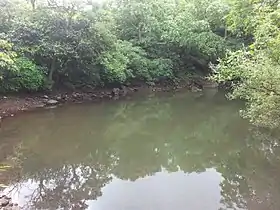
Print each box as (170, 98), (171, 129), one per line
(0, 90), (280, 210)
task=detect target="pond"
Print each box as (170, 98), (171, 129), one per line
(0, 90), (280, 210)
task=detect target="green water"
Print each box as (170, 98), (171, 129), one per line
(1, 90), (280, 210)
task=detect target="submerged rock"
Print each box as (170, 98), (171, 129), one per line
(55, 95), (62, 101)
(45, 105), (58, 109)
(34, 104), (45, 108)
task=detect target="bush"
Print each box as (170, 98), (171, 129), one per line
(212, 51), (280, 128)
(100, 41), (173, 84)
(0, 56), (45, 92)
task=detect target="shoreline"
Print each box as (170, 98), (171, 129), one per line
(0, 77), (219, 121)
(0, 84), (191, 121)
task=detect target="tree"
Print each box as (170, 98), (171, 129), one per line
(212, 0), (280, 128)
(0, 0), (234, 92)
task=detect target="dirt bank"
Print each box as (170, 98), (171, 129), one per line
(0, 84), (191, 121)
(0, 76), (219, 121)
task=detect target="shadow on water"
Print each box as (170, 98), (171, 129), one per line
(0, 90), (280, 210)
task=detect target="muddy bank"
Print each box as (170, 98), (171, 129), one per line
(0, 85), (185, 121)
(0, 79), (218, 121)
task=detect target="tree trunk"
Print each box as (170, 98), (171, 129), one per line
(31, 0), (36, 10)
(49, 58), (55, 82)
(224, 26), (227, 39)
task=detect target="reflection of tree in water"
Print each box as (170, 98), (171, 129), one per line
(24, 163), (112, 209)
(2, 92), (280, 209)
(104, 92), (248, 180)
(219, 128), (280, 210)
(4, 150), (115, 210)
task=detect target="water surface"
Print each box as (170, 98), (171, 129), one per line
(0, 90), (280, 210)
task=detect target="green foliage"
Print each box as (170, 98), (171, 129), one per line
(101, 40), (173, 83)
(3, 0), (237, 91)
(0, 0), (236, 92)
(0, 57), (45, 92)
(212, 0), (280, 128)
(0, 39), (17, 77)
(213, 51), (280, 128)
(11, 57), (45, 91)
(0, 39), (44, 92)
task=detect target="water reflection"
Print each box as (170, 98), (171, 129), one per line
(0, 91), (280, 210)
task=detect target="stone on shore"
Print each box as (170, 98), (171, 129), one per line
(46, 99), (59, 106)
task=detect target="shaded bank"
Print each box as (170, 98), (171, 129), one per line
(0, 77), (219, 121)
(0, 85), (181, 121)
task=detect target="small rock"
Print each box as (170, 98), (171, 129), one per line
(72, 93), (83, 100)
(120, 85), (128, 96)
(62, 95), (68, 101)
(3, 96), (7, 99)
(112, 88), (120, 96)
(55, 96), (62, 101)
(25, 97), (33, 101)
(42, 95), (49, 99)
(147, 81), (155, 86)
(46, 99), (59, 106)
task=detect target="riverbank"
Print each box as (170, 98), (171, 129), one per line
(0, 84), (185, 121)
(0, 78), (218, 121)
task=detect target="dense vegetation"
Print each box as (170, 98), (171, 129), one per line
(0, 0), (231, 92)
(212, 0), (280, 128)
